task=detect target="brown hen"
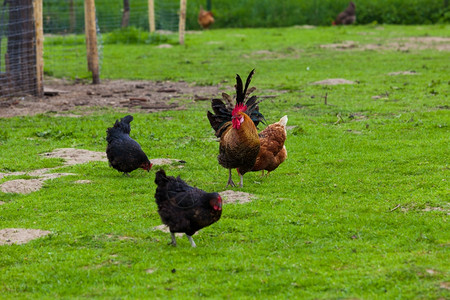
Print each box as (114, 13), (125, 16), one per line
(333, 1), (356, 25)
(252, 115), (288, 176)
(198, 6), (214, 29)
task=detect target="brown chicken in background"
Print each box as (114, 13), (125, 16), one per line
(207, 69), (265, 187)
(198, 6), (214, 29)
(252, 115), (288, 176)
(333, 1), (356, 25)
(154, 169), (222, 248)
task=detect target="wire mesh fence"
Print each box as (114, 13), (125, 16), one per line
(0, 0), (181, 99)
(0, 0), (38, 97)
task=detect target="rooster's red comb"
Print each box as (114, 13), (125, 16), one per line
(232, 103), (247, 116)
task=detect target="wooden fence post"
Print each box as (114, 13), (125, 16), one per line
(84, 0), (100, 84)
(33, 0), (43, 97)
(6, 0), (37, 96)
(179, 0), (186, 45)
(148, 0), (155, 33)
(69, 0), (76, 32)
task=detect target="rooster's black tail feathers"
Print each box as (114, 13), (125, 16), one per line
(207, 69), (265, 137)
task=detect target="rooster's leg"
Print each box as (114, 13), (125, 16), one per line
(169, 232), (177, 246)
(123, 172), (130, 177)
(227, 169), (236, 187)
(186, 235), (197, 248)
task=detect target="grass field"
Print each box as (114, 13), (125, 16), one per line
(1, 25), (449, 298)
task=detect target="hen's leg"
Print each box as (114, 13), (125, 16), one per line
(168, 232), (177, 246)
(237, 169), (244, 187)
(123, 172), (130, 177)
(226, 169), (236, 187)
(261, 170), (265, 177)
(187, 235), (197, 248)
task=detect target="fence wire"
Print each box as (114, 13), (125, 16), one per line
(0, 1), (37, 97)
(0, 0), (181, 99)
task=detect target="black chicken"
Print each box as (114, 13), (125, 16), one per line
(106, 115), (152, 175)
(154, 169), (222, 247)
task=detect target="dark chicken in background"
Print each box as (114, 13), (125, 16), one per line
(207, 69), (265, 187)
(252, 115), (288, 176)
(106, 115), (152, 175)
(333, 1), (356, 25)
(154, 169), (222, 247)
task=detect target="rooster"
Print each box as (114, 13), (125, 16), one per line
(106, 115), (152, 176)
(198, 6), (214, 29)
(252, 115), (288, 176)
(207, 69), (265, 187)
(333, 1), (356, 25)
(154, 169), (222, 247)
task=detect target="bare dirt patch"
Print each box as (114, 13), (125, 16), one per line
(220, 190), (254, 204)
(42, 148), (107, 165)
(1, 179), (43, 194)
(74, 180), (92, 184)
(0, 228), (51, 245)
(153, 224), (188, 237)
(311, 79), (356, 85)
(388, 71), (419, 76)
(151, 158), (186, 166)
(242, 49), (302, 60)
(0, 201), (5, 205)
(441, 282), (450, 290)
(320, 37), (450, 52)
(320, 41), (358, 50)
(293, 25), (316, 29)
(0, 78), (223, 118)
(1, 148), (187, 194)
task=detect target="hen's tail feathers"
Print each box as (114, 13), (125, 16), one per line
(155, 169), (169, 186)
(277, 115), (288, 127)
(106, 115), (133, 143)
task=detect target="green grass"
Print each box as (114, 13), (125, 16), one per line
(43, 0), (449, 33)
(1, 25), (449, 298)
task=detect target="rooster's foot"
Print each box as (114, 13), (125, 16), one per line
(227, 169), (236, 187)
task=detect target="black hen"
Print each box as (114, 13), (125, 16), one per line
(154, 169), (222, 247)
(106, 115), (152, 175)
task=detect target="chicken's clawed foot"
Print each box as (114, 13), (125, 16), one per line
(168, 232), (177, 247)
(226, 169), (236, 187)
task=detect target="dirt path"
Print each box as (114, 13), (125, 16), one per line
(0, 78), (223, 118)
